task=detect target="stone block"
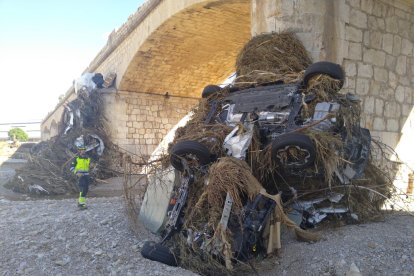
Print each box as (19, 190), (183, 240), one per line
(382, 33), (394, 54)
(362, 114), (373, 129)
(348, 42), (362, 60)
(360, 0), (374, 13)
(370, 80), (381, 96)
(369, 31), (383, 50)
(350, 8), (367, 29)
(398, 19), (411, 39)
(385, 54), (396, 70)
(132, 121), (143, 129)
(344, 77), (356, 90)
(379, 87), (394, 101)
(356, 78), (370, 95)
(358, 62), (373, 78)
(384, 102), (401, 118)
(363, 49), (386, 67)
(401, 38), (413, 56)
(345, 25), (363, 42)
(364, 96), (375, 114)
(373, 67), (388, 82)
(395, 8), (408, 19)
(368, 16), (385, 31)
(388, 71), (398, 89)
(399, 76), (410, 86)
(144, 121), (152, 128)
(396, 56), (407, 75)
(375, 98), (384, 116)
(393, 35), (402, 56)
(387, 119), (399, 132)
(385, 16), (399, 34)
(373, 117), (385, 130)
(395, 85), (405, 103)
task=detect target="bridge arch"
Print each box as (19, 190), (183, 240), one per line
(119, 0), (251, 97)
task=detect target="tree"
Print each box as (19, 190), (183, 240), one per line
(8, 128), (29, 142)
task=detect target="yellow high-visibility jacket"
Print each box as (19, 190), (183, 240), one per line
(70, 156), (91, 174)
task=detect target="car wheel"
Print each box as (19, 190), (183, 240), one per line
(141, 241), (178, 266)
(271, 133), (316, 169)
(170, 140), (212, 171)
(303, 61), (345, 89)
(201, 85), (222, 98)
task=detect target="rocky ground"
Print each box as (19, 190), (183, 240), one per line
(1, 143), (414, 276)
(0, 197), (197, 276)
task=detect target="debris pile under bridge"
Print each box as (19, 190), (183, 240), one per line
(5, 73), (122, 195)
(134, 33), (403, 275)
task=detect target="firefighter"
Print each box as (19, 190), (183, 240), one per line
(70, 147), (92, 208)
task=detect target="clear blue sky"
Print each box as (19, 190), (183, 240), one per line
(0, 0), (145, 123)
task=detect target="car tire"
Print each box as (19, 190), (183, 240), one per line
(303, 61), (345, 89)
(170, 140), (212, 171)
(141, 241), (178, 266)
(201, 85), (222, 98)
(271, 133), (316, 169)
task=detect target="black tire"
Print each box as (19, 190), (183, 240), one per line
(141, 241), (178, 266)
(170, 140), (212, 171)
(201, 85), (222, 98)
(271, 133), (316, 169)
(303, 61), (345, 89)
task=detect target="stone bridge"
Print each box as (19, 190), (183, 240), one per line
(42, 0), (414, 186)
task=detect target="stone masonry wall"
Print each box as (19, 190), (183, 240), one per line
(102, 91), (198, 156)
(252, 0), (414, 189)
(342, 0), (414, 189)
(341, 0), (414, 148)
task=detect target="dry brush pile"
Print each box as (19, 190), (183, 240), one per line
(5, 89), (123, 195)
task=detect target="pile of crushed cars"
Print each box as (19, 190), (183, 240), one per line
(138, 33), (395, 275)
(5, 72), (119, 195)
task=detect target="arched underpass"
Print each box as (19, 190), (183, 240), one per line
(120, 0), (251, 98)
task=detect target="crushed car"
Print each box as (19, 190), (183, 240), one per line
(139, 61), (372, 272)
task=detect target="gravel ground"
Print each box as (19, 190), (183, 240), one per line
(0, 197), (197, 276)
(266, 213), (414, 276)
(0, 195), (413, 276)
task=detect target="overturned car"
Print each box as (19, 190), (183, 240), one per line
(139, 61), (371, 272)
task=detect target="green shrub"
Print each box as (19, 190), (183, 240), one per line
(8, 128), (29, 142)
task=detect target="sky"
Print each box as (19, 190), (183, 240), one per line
(0, 0), (146, 123)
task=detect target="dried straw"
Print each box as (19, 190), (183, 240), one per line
(235, 32), (311, 87)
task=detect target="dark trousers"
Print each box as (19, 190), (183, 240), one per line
(78, 175), (91, 197)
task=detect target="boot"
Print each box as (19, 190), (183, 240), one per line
(78, 192), (87, 208)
